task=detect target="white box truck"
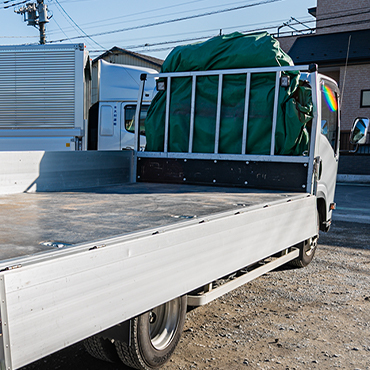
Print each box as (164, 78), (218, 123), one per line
(0, 44), (157, 152)
(0, 44), (90, 151)
(0, 63), (368, 370)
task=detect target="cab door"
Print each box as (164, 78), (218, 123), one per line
(120, 104), (148, 150)
(316, 77), (340, 224)
(97, 102), (121, 150)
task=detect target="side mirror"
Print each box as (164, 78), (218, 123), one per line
(350, 118), (369, 145)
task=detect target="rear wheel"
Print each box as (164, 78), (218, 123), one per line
(115, 296), (187, 370)
(83, 335), (119, 363)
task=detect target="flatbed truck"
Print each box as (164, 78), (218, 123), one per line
(0, 64), (368, 370)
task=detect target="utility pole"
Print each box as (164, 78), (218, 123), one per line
(15, 0), (50, 44)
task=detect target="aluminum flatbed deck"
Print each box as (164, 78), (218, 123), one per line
(0, 182), (317, 370)
(0, 182), (298, 261)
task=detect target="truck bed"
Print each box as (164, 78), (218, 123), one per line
(0, 182), (298, 261)
(0, 182), (317, 370)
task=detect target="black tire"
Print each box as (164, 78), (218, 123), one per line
(115, 296), (187, 370)
(83, 335), (120, 363)
(289, 211), (320, 268)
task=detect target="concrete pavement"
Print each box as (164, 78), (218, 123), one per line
(333, 183), (370, 224)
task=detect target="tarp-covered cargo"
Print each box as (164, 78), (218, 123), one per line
(145, 32), (312, 155)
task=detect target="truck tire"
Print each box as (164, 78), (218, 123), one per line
(115, 296), (187, 370)
(289, 211), (320, 268)
(83, 336), (119, 363)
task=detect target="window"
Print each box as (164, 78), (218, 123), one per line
(124, 105), (149, 135)
(321, 81), (339, 152)
(360, 90), (370, 108)
(100, 105), (114, 136)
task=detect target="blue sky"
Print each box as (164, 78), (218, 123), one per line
(0, 0), (317, 60)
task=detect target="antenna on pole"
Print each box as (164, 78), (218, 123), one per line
(15, 0), (51, 44)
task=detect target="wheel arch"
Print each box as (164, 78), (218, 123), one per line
(316, 196), (327, 232)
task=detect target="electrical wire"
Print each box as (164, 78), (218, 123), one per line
(51, 13), (72, 42)
(112, 16), (370, 54)
(52, 0), (107, 50)
(1, 0), (27, 9)
(48, 1), (255, 36)
(103, 17), (292, 49)
(66, 0), (211, 28)
(7, 0), (370, 60)
(275, 10), (370, 37)
(51, 0), (261, 34)
(0, 0), (22, 3)
(49, 0), (283, 43)
(0, 35), (38, 38)
(77, 8), (370, 58)
(52, 0), (89, 39)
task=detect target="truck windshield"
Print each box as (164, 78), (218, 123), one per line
(321, 80), (339, 153)
(125, 105), (149, 135)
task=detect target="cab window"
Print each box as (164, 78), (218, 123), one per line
(125, 105), (149, 135)
(321, 81), (339, 153)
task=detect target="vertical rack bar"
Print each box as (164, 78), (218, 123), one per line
(188, 75), (197, 153)
(134, 74), (147, 153)
(270, 71), (281, 155)
(242, 73), (251, 155)
(164, 76), (172, 153)
(214, 74), (223, 154)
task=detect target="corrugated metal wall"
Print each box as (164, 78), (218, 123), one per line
(0, 48), (76, 128)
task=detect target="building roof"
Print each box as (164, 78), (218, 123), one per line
(308, 7), (316, 18)
(93, 46), (164, 67)
(288, 29), (370, 66)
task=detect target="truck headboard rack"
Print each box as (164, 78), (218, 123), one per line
(134, 65), (318, 193)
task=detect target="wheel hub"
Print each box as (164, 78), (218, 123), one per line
(149, 298), (181, 350)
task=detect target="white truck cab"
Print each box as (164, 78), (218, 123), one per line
(315, 74), (341, 231)
(299, 72), (369, 231)
(88, 60), (158, 151)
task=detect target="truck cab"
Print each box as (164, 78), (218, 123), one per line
(314, 74), (341, 231)
(87, 60), (157, 151)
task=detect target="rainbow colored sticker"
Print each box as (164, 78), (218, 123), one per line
(322, 84), (338, 112)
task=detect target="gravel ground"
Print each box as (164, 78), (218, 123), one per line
(19, 219), (370, 370)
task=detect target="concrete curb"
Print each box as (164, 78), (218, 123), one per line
(337, 174), (370, 184)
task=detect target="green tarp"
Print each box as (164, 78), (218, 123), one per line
(145, 32), (312, 155)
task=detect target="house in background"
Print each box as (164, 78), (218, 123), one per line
(91, 47), (163, 104)
(278, 0), (370, 151)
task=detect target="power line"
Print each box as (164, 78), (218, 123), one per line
(49, 0), (283, 43)
(1, 0), (27, 9)
(70, 0), (210, 28)
(274, 7), (370, 37)
(52, 13), (72, 42)
(0, 0), (22, 4)
(52, 0), (107, 50)
(102, 17), (292, 49)
(0, 35), (38, 38)
(51, 0), (259, 34)
(86, 5), (370, 57)
(45, 0), (370, 58)
(51, 0), (89, 41)
(116, 15), (370, 54)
